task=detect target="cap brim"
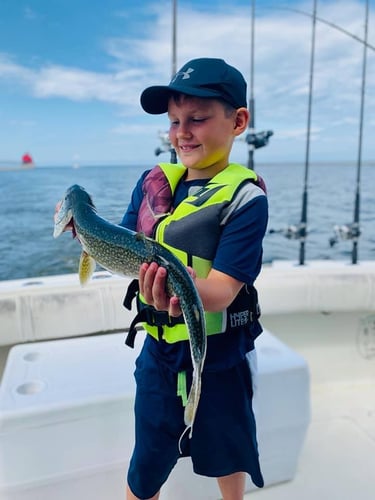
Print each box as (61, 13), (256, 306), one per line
(140, 85), (225, 115)
(140, 86), (172, 114)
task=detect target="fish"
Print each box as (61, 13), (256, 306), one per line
(54, 184), (206, 438)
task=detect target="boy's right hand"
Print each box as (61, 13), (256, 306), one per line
(139, 262), (195, 318)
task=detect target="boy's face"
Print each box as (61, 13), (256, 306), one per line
(168, 95), (248, 180)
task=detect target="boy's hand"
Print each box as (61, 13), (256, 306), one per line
(139, 262), (196, 317)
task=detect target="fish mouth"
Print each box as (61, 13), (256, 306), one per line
(53, 217), (77, 239)
(53, 201), (74, 238)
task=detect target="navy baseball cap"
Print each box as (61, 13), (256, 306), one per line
(140, 58), (247, 114)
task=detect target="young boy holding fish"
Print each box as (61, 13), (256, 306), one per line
(122, 58), (268, 500)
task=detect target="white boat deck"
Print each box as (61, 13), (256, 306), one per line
(1, 315), (373, 500)
(246, 314), (375, 500)
(0, 263), (374, 499)
(247, 383), (374, 499)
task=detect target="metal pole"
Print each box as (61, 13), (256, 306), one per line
(299, 0), (317, 265)
(352, 0), (369, 264)
(170, 0), (178, 163)
(247, 0), (255, 170)
(171, 0), (177, 76)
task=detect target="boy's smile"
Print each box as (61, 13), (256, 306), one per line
(167, 96), (249, 180)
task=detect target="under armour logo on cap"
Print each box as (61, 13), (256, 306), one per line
(171, 67), (194, 82)
(140, 57), (248, 115)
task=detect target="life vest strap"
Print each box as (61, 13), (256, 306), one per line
(123, 280), (184, 348)
(123, 278), (139, 310)
(123, 280), (262, 348)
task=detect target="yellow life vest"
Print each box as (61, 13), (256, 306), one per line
(127, 162), (262, 345)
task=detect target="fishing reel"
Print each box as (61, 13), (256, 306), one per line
(155, 131), (174, 156)
(245, 130), (274, 150)
(329, 223), (361, 247)
(269, 223), (308, 241)
(155, 130), (177, 163)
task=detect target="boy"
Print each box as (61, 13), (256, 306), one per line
(122, 58), (268, 500)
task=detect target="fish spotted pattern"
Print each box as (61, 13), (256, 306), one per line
(54, 184), (207, 437)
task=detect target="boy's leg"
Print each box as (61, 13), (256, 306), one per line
(217, 472), (246, 500)
(127, 347), (185, 499)
(126, 483), (160, 500)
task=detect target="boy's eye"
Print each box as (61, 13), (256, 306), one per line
(169, 117), (207, 126)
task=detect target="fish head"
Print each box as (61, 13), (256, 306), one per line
(53, 184), (93, 238)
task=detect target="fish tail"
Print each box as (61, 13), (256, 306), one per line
(184, 362), (202, 437)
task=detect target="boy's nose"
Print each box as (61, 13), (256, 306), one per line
(176, 124), (192, 138)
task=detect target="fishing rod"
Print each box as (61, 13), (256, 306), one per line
(352, 0), (369, 264)
(278, 2), (371, 265)
(245, 0), (273, 171)
(247, 0), (256, 170)
(298, 0), (317, 265)
(171, 0), (177, 76)
(267, 2), (371, 264)
(329, 0), (369, 264)
(277, 5), (375, 53)
(155, 0), (178, 163)
(269, 0), (317, 263)
(170, 0), (178, 164)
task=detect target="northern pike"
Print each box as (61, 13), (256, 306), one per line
(54, 184), (206, 437)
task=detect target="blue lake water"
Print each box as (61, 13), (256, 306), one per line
(0, 162), (374, 281)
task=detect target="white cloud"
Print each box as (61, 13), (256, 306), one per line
(0, 54), (34, 81)
(34, 65), (143, 106)
(0, 0), (374, 163)
(1, 1), (373, 111)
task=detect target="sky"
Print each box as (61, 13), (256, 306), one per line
(0, 0), (374, 167)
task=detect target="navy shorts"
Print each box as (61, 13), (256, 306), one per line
(127, 344), (264, 499)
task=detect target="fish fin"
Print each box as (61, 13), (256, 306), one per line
(135, 231), (146, 241)
(79, 251), (96, 285)
(135, 232), (155, 258)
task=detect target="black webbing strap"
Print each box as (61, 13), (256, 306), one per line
(123, 279), (261, 348)
(123, 279), (139, 310)
(123, 279), (184, 348)
(125, 309), (156, 348)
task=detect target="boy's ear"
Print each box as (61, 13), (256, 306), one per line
(234, 108), (250, 135)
